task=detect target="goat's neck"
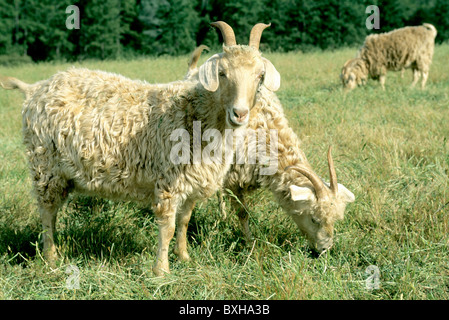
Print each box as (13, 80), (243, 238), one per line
(189, 88), (227, 133)
(251, 121), (315, 204)
(260, 145), (313, 197)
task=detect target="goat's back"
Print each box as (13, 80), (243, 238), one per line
(21, 68), (195, 202)
(360, 24), (436, 74)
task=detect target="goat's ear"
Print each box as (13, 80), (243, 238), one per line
(199, 54), (220, 92)
(322, 181), (355, 203)
(262, 58), (281, 91)
(337, 183), (355, 203)
(290, 185), (316, 202)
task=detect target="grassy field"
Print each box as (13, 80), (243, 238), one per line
(0, 44), (448, 300)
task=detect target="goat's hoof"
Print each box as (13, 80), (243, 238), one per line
(178, 251), (191, 262)
(174, 247), (191, 262)
(43, 248), (58, 268)
(152, 261), (170, 276)
(153, 266), (170, 277)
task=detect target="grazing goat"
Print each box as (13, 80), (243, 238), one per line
(185, 46), (355, 253)
(220, 96), (355, 253)
(341, 23), (437, 90)
(0, 21), (280, 275)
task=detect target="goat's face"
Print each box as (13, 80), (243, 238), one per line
(340, 71), (358, 90)
(199, 46), (280, 128)
(287, 182), (355, 252)
(340, 58), (366, 91)
(284, 147), (355, 253)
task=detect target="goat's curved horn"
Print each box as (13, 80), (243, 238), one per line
(327, 146), (338, 195)
(188, 45), (209, 70)
(248, 23), (271, 50)
(211, 21), (237, 46)
(285, 165), (328, 200)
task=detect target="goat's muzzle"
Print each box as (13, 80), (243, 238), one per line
(228, 107), (249, 127)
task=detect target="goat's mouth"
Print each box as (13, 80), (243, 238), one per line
(312, 239), (333, 254)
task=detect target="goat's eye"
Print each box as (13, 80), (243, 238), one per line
(219, 71), (226, 78)
(311, 217), (320, 225)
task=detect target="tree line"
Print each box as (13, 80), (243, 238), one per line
(0, 0), (448, 62)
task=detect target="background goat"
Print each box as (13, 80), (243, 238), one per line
(341, 23), (437, 90)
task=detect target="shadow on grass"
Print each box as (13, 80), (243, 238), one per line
(0, 222), (40, 265)
(0, 196), (159, 265)
(1, 193), (321, 267)
(57, 196), (157, 262)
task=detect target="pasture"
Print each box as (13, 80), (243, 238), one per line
(0, 44), (448, 300)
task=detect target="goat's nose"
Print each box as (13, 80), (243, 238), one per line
(232, 108), (248, 122)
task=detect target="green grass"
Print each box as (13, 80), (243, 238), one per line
(0, 45), (448, 300)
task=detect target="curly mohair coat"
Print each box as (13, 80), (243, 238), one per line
(1, 22), (280, 275)
(341, 23), (437, 90)
(6, 69), (235, 275)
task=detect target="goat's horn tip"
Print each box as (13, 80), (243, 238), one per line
(210, 21), (226, 27)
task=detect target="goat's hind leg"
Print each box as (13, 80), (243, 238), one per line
(39, 203), (59, 266)
(421, 70), (429, 89)
(34, 175), (70, 267)
(411, 68), (420, 88)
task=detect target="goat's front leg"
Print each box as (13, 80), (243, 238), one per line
(174, 197), (196, 262)
(35, 174), (69, 268)
(153, 195), (178, 276)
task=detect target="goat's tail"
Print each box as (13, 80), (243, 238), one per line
(423, 23), (437, 37)
(0, 76), (31, 96)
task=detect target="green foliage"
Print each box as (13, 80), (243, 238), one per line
(0, 0), (449, 61)
(433, 0), (449, 43)
(0, 0), (14, 54)
(83, 0), (122, 59)
(139, 0), (200, 56)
